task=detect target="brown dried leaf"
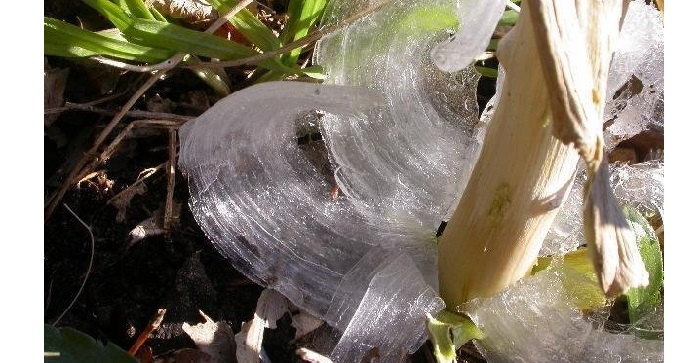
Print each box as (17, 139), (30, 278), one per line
(126, 215), (165, 247)
(181, 310), (236, 363)
(296, 347), (334, 363)
(44, 61), (70, 127)
(111, 182), (148, 222)
(528, 0), (648, 297)
(234, 289), (290, 363)
(584, 161), (649, 297)
(290, 311), (323, 339)
(150, 0), (216, 22)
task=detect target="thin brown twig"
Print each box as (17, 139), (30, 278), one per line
(128, 308), (167, 355)
(164, 128), (178, 232)
(181, 0), (396, 69)
(45, 1), (253, 222)
(45, 102), (195, 122)
(52, 204), (95, 327)
(98, 119), (185, 172)
(45, 72), (163, 221)
(107, 162), (166, 206)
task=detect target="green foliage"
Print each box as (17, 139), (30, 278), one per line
(531, 248), (608, 310)
(116, 0), (154, 20)
(206, 0), (282, 52)
(44, 17), (172, 62)
(44, 0), (312, 79)
(279, 0), (329, 63)
(498, 9), (519, 26)
(623, 205), (664, 330)
(427, 310), (485, 363)
(44, 324), (138, 363)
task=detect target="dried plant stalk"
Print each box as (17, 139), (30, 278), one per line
(438, 0), (647, 310)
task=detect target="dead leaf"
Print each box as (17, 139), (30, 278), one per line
(296, 347), (334, 363)
(234, 289), (290, 363)
(126, 215), (165, 248)
(149, 0), (216, 22)
(291, 311), (324, 339)
(111, 182), (148, 222)
(44, 58), (69, 127)
(147, 94), (177, 114)
(182, 310), (236, 363)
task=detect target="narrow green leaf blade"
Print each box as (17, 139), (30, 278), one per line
(279, 0), (328, 63)
(427, 310), (484, 363)
(81, 0), (132, 31)
(229, 9), (282, 51)
(206, 0), (281, 51)
(623, 205), (664, 325)
(117, 0), (156, 20)
(44, 17), (172, 62)
(183, 55), (231, 96)
(123, 18), (257, 59)
(498, 9), (519, 26)
(44, 324), (138, 363)
(123, 18), (295, 73)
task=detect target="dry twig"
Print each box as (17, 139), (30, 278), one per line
(181, 0), (396, 70)
(52, 204), (95, 326)
(164, 128), (178, 232)
(45, 1), (253, 221)
(128, 308), (167, 355)
(45, 102), (194, 123)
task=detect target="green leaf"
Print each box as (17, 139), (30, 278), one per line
(474, 65), (498, 78)
(122, 19), (296, 73)
(150, 6), (168, 22)
(279, 0), (328, 64)
(82, 0), (132, 31)
(183, 55), (232, 96)
(396, 5), (459, 33)
(498, 9), (519, 26)
(44, 17), (173, 62)
(206, 0), (281, 52)
(623, 205), (664, 326)
(531, 248), (608, 310)
(117, 0), (155, 20)
(44, 324), (138, 363)
(229, 9), (282, 51)
(122, 18), (256, 59)
(300, 65), (327, 80)
(427, 310), (484, 363)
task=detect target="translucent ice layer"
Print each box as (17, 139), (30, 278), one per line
(430, 0), (506, 73)
(541, 161), (664, 255)
(604, 1), (664, 147)
(469, 268), (663, 363)
(179, 0), (500, 360)
(314, 0), (492, 227)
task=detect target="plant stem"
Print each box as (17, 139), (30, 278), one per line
(437, 0), (646, 310)
(438, 1), (580, 309)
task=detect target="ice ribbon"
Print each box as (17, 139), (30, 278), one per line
(179, 0), (497, 359)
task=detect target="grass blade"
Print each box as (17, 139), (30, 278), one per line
(183, 55), (232, 96)
(207, 0), (281, 51)
(279, 0), (328, 64)
(123, 18), (296, 73)
(623, 205), (664, 328)
(81, 0), (132, 30)
(117, 0), (155, 20)
(44, 17), (172, 62)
